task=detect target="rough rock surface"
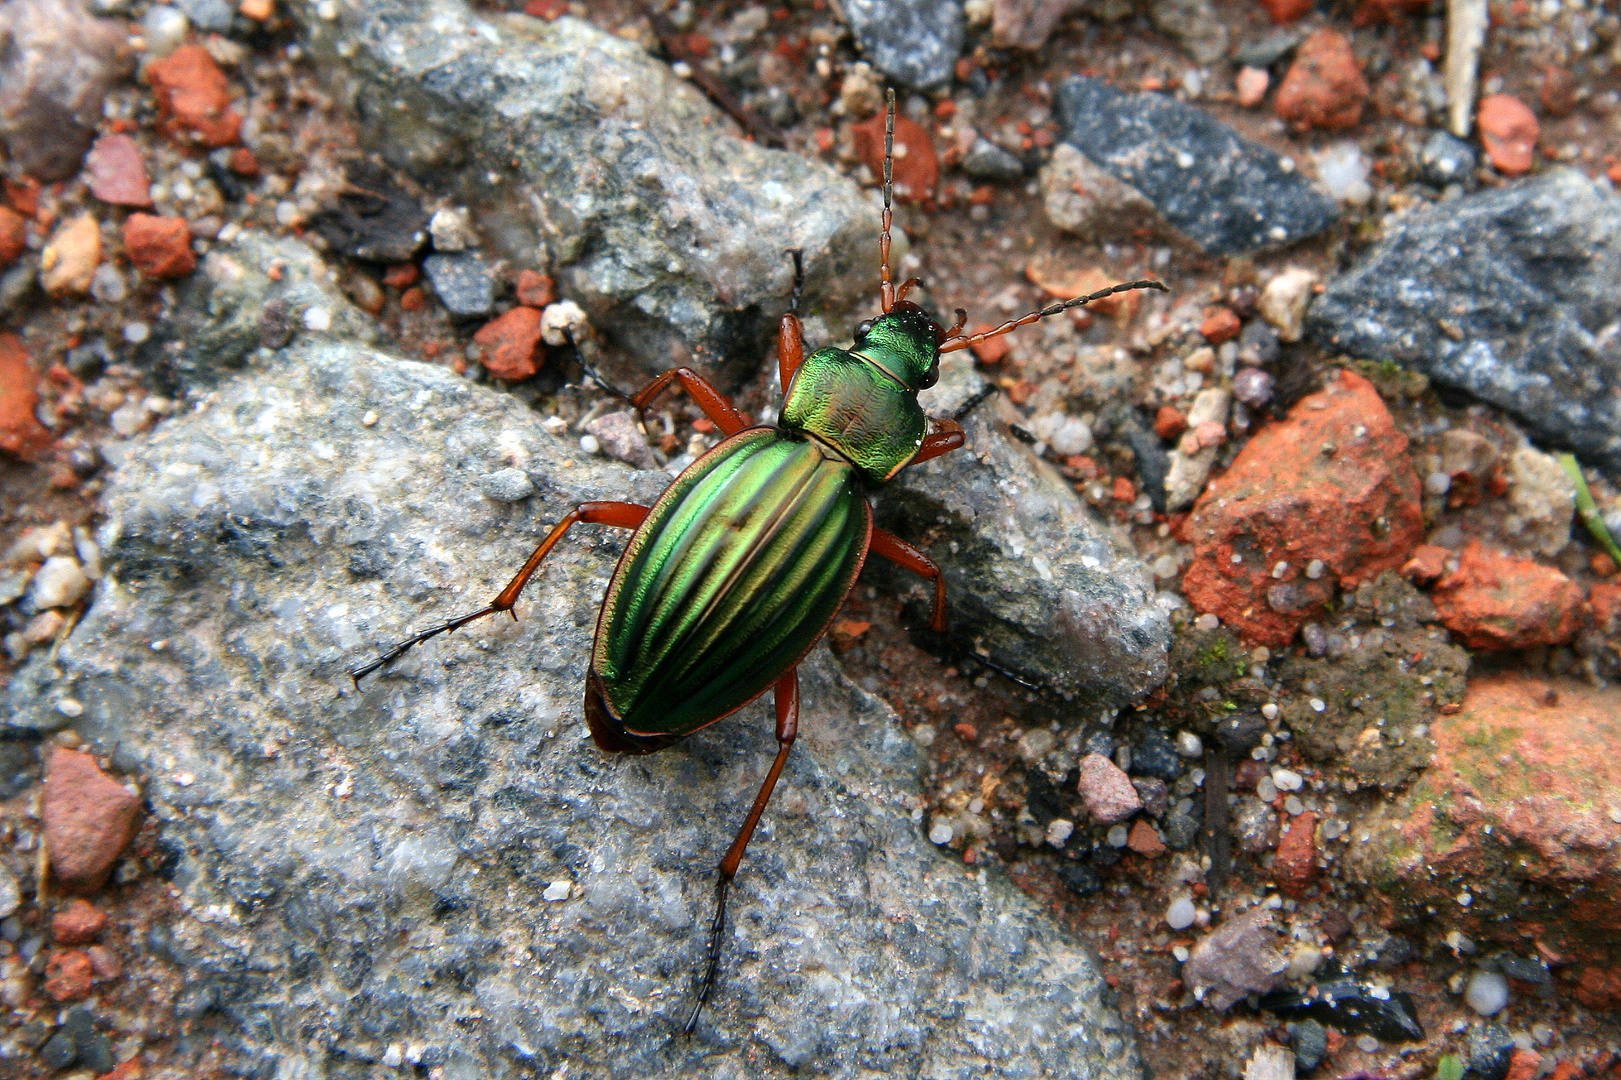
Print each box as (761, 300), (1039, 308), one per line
(1308, 170), (1621, 473)
(285, 0), (879, 385)
(0, 0), (131, 180)
(1430, 541), (1582, 649)
(842, 0), (964, 90)
(1342, 674), (1621, 990)
(878, 355), (1171, 710)
(1053, 76), (1339, 256)
(1183, 371), (1424, 646)
(3, 343), (1145, 1078)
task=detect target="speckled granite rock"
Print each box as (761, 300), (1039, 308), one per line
(842, 0), (965, 90)
(284, 0), (879, 385)
(1308, 169), (1621, 474)
(3, 343), (1145, 1079)
(881, 355), (1172, 710)
(1053, 76), (1339, 256)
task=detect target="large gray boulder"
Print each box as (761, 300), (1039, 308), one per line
(6, 342), (1145, 1079)
(286, 0), (880, 384)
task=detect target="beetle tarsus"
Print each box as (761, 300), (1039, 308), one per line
(683, 875), (731, 1037)
(348, 605), (500, 684)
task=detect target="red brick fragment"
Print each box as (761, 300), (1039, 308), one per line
(515, 269), (556, 308)
(1478, 94), (1539, 176)
(1154, 405), (1187, 440)
(851, 111), (939, 205)
(0, 206), (25, 268)
(123, 213), (197, 280)
(1200, 307), (1242, 344)
(228, 147), (261, 177)
(472, 306), (546, 381)
(43, 747), (142, 892)
(1401, 543), (1451, 584)
(147, 44), (243, 148)
(1259, 0), (1312, 21)
(52, 898), (109, 945)
(1274, 810), (1317, 897)
(0, 334), (51, 460)
(1431, 541), (1581, 649)
(1274, 29), (1370, 130)
(45, 950), (94, 1002)
(1127, 818), (1165, 857)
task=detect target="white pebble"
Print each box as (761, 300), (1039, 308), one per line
(54, 698), (84, 718)
(1045, 818), (1074, 847)
(1194, 612), (1220, 631)
(361, 410), (379, 427)
(302, 306), (332, 332)
(141, 3), (189, 56)
(1106, 824), (1129, 847)
(91, 263), (127, 304)
(540, 300), (588, 346)
(579, 434), (601, 455)
(122, 321), (150, 344)
(29, 556), (90, 609)
(1426, 471), (1453, 495)
(1255, 776), (1278, 802)
(1283, 795), (1306, 815)
(928, 818), (954, 845)
(1172, 944), (1190, 962)
(1310, 698), (1326, 712)
(1271, 767), (1304, 792)
(1355, 1034), (1381, 1053)
(1165, 896), (1197, 930)
(1261, 703), (1279, 720)
(1305, 558), (1325, 579)
(541, 880), (571, 902)
(1465, 969), (1510, 1016)
(1175, 731), (1203, 758)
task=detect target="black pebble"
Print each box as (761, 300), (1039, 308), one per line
(1130, 729), (1182, 782)
(39, 1031), (77, 1070)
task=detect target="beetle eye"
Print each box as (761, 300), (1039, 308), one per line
(919, 363), (938, 390)
(854, 319), (874, 338)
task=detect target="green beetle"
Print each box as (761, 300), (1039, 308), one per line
(352, 91), (1165, 1032)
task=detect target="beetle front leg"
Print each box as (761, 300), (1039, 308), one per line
(631, 368), (751, 436)
(349, 501), (649, 683)
(870, 528), (948, 631)
(684, 668), (799, 1036)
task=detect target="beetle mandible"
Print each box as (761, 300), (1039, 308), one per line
(351, 89), (1167, 1033)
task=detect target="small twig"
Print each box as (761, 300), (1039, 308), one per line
(1443, 0), (1488, 137)
(1558, 452), (1621, 565)
(642, 6), (784, 149)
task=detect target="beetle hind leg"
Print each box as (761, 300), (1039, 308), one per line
(683, 668), (800, 1035)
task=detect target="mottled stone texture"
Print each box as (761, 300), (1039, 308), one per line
(286, 0), (880, 385)
(1309, 169), (1621, 474)
(3, 343), (1145, 1079)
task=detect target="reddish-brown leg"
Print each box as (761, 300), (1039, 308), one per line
(870, 528), (948, 631)
(912, 419), (965, 465)
(349, 501), (649, 683)
(778, 248), (807, 391)
(685, 668), (800, 1035)
(631, 368), (751, 437)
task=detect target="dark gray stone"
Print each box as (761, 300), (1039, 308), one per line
(1466, 1022), (1516, 1080)
(959, 138), (1025, 182)
(1232, 797), (1279, 853)
(1129, 728), (1181, 782)
(842, 0), (964, 90)
(1053, 76), (1339, 255)
(1162, 811), (1199, 850)
(1418, 130), (1478, 188)
(422, 252), (495, 318)
(285, 0), (878, 385)
(7, 341), (1146, 1079)
(879, 355), (1171, 710)
(1308, 169), (1621, 473)
(1234, 30), (1302, 69)
(38, 1030), (76, 1070)
(1287, 1018), (1328, 1073)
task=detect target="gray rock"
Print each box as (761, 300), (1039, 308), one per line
(6, 342), (1144, 1078)
(174, 0), (234, 32)
(1287, 1018), (1328, 1073)
(1053, 76), (1340, 255)
(286, 0), (878, 385)
(959, 137), (1025, 182)
(1466, 1022), (1516, 1080)
(1234, 30), (1303, 69)
(842, 0), (965, 90)
(1232, 796), (1279, 853)
(1418, 130), (1478, 188)
(0, 0), (131, 181)
(422, 251), (495, 317)
(1183, 906), (1287, 1010)
(1308, 169), (1621, 473)
(0, 863), (19, 919)
(584, 409), (660, 471)
(1149, 0), (1227, 65)
(479, 467), (535, 503)
(879, 355), (1170, 710)
(145, 230), (379, 392)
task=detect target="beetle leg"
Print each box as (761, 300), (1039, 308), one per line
(777, 250), (806, 392)
(684, 668), (799, 1036)
(911, 418), (965, 465)
(630, 368), (751, 437)
(348, 501), (649, 684)
(870, 528), (948, 631)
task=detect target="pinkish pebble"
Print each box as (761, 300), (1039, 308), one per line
(86, 134), (153, 208)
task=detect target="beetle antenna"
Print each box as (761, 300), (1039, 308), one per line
(939, 279), (1168, 353)
(787, 248), (804, 316)
(879, 88), (895, 314)
(563, 328), (636, 404)
(683, 877), (730, 1036)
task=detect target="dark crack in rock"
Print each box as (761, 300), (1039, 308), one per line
(285, 0), (879, 386)
(842, 0), (965, 90)
(876, 355), (1170, 710)
(1308, 169), (1621, 473)
(1054, 76), (1339, 256)
(3, 343), (1145, 1079)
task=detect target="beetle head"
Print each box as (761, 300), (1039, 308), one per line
(851, 300), (941, 392)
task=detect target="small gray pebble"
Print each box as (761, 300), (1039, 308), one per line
(480, 468), (535, 503)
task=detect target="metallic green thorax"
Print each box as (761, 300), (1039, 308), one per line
(593, 428), (871, 737)
(779, 300), (939, 483)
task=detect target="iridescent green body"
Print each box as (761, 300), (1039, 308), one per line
(588, 301), (941, 738)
